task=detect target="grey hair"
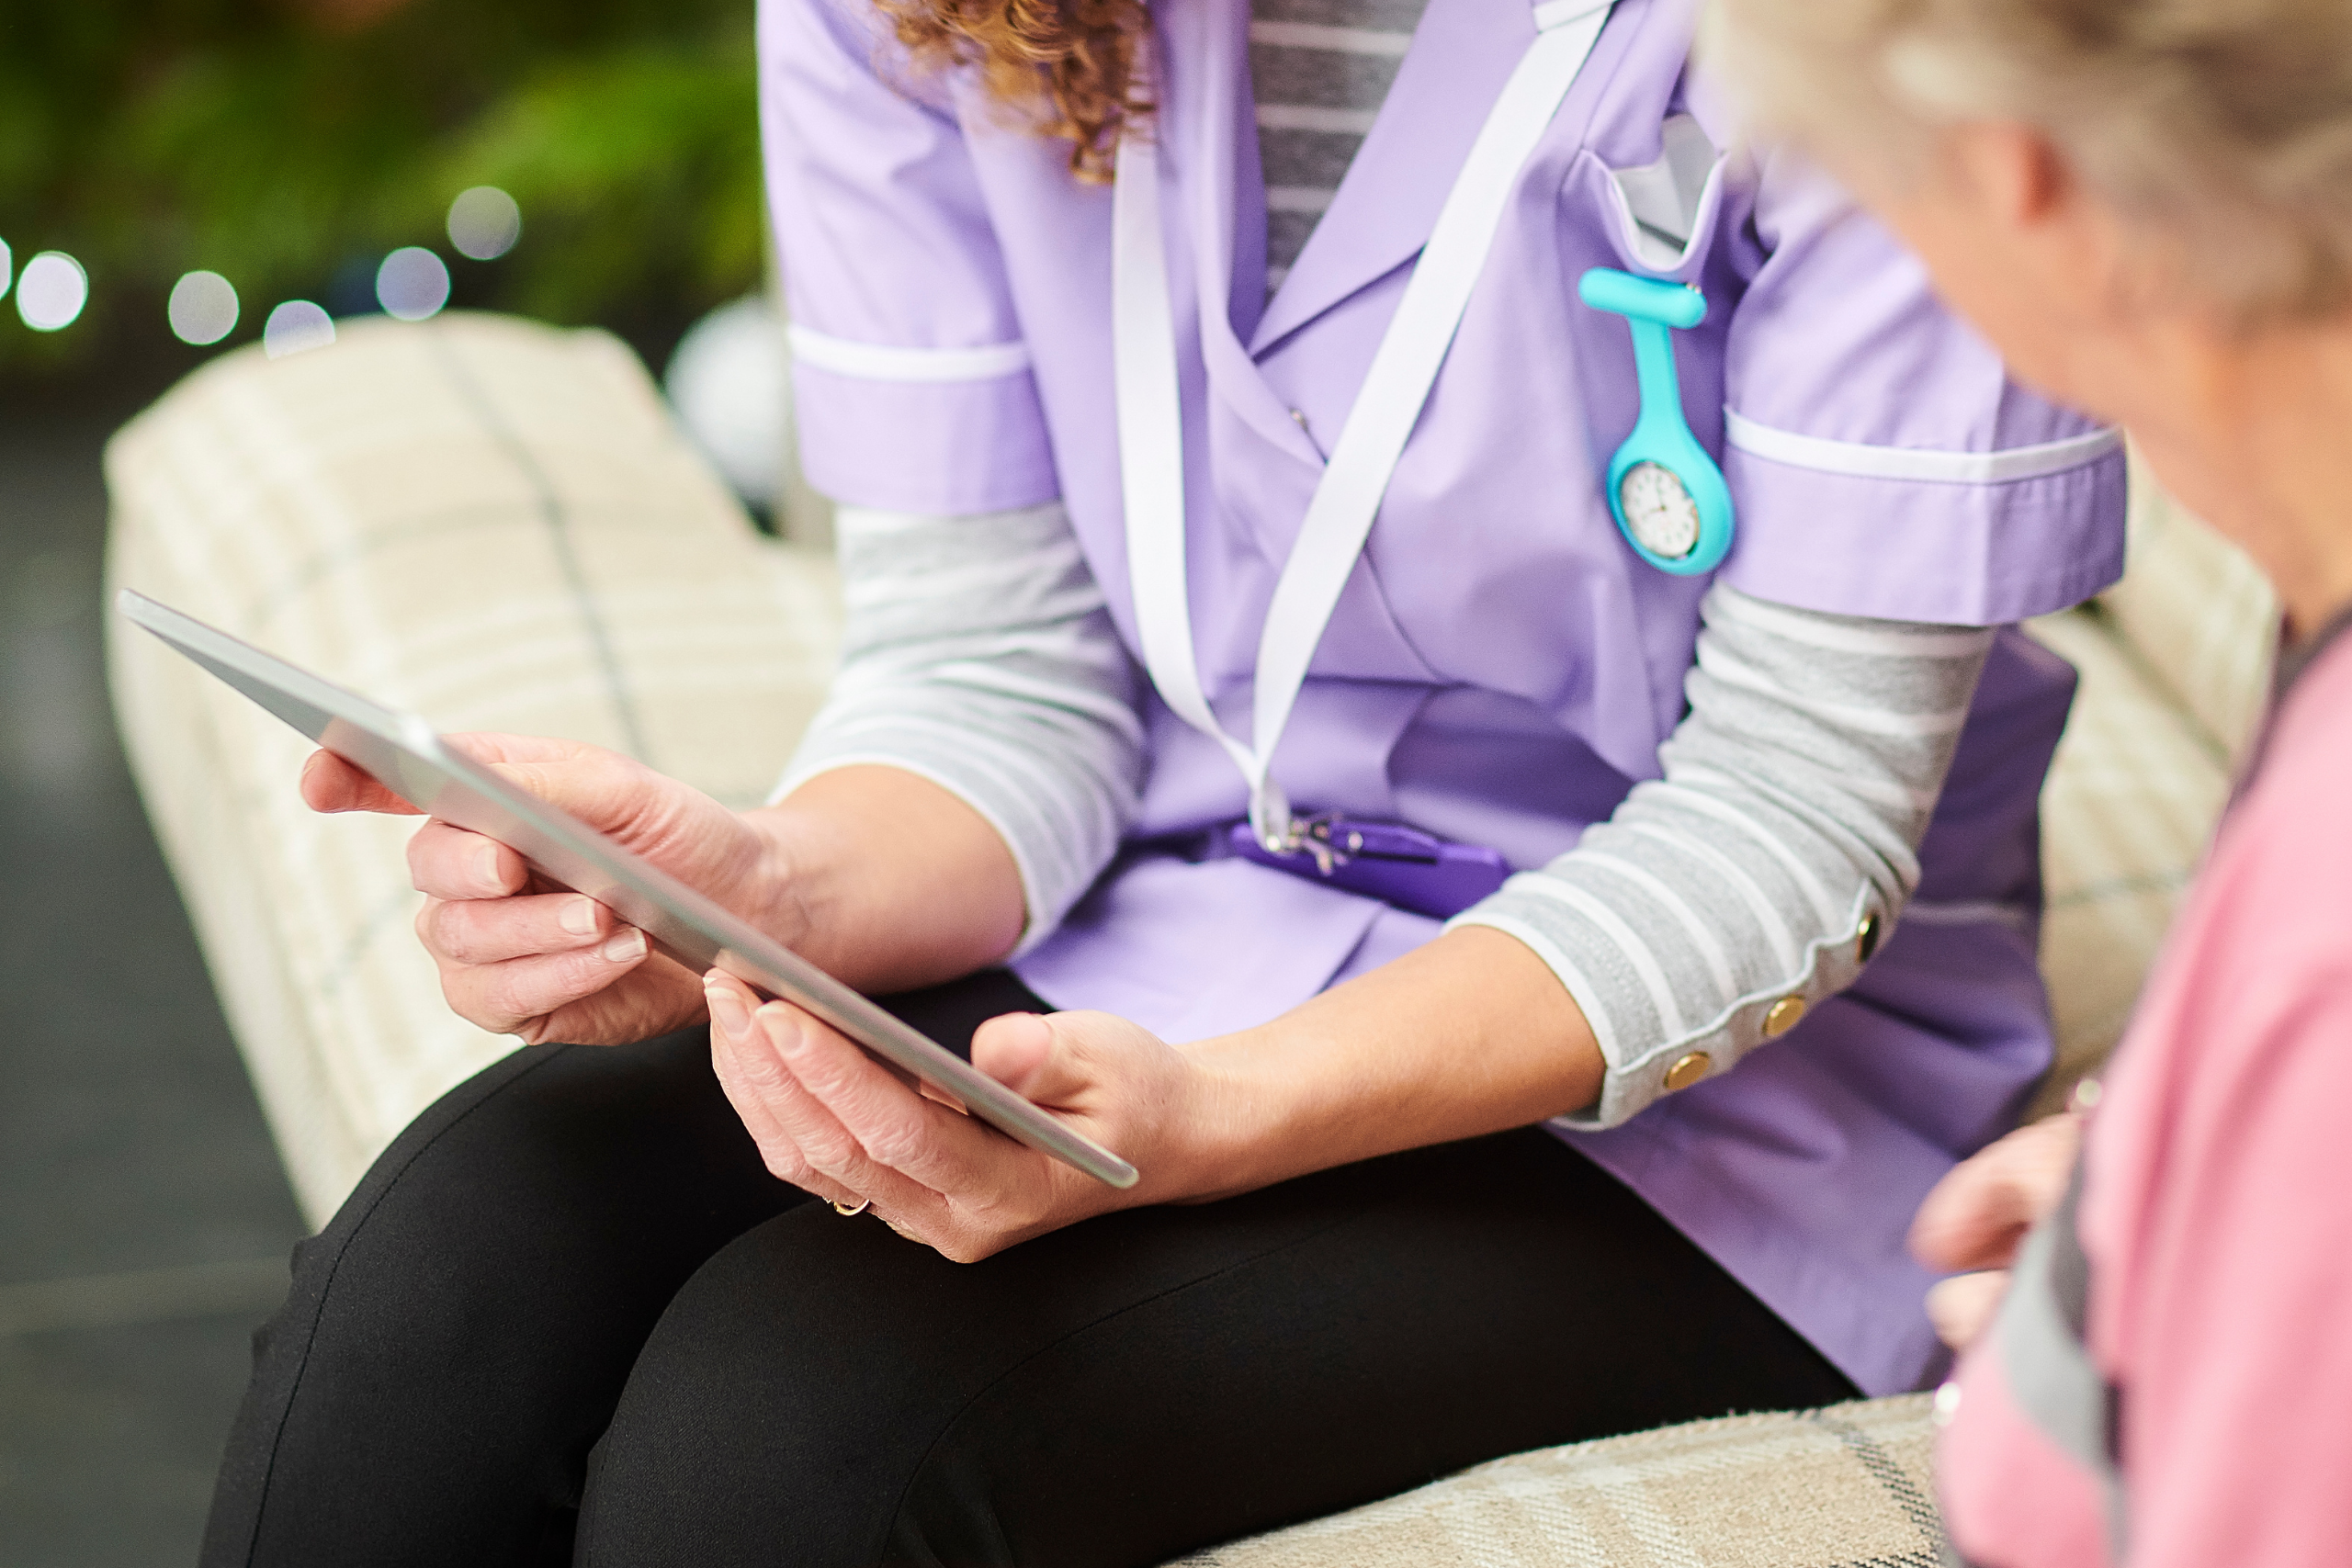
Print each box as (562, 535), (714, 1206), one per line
(1701, 0), (2352, 320)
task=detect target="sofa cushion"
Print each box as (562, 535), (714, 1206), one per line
(1170, 1394), (1937, 1568)
(2020, 457), (2279, 1112)
(2098, 450), (2278, 765)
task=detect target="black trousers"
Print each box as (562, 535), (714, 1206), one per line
(201, 973), (1856, 1568)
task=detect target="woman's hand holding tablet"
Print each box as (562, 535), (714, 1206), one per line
(303, 731), (1185, 1236)
(120, 582), (1138, 1187)
(703, 920), (1602, 1259)
(305, 737), (774, 1045)
(702, 976), (1204, 1257)
(301, 733), (1037, 1051)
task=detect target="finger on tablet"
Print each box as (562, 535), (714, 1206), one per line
(422, 891), (611, 965)
(437, 732), (586, 766)
(750, 1006), (957, 1206)
(718, 994), (950, 1233)
(443, 929), (650, 1032)
(300, 750), (424, 816)
(759, 1001), (1004, 1200)
(441, 735), (664, 842)
(704, 979), (865, 1208)
(409, 819), (530, 901)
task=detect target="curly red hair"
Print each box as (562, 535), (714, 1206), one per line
(876, 0), (1153, 181)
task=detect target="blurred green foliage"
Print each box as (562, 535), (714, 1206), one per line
(0, 0), (763, 367)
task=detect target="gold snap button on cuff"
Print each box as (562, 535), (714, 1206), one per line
(1663, 1051), (1711, 1093)
(1857, 911), (1882, 963)
(1763, 996), (1806, 1038)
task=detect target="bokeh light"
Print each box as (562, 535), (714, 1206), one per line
(17, 252), (89, 332)
(447, 186), (521, 261)
(263, 300), (335, 359)
(666, 296), (789, 510)
(0, 239), (12, 301)
(167, 271), (241, 345)
(375, 247), (451, 321)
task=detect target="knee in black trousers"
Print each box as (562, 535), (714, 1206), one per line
(201, 1029), (804, 1568)
(205, 975), (1856, 1568)
(576, 1130), (1860, 1568)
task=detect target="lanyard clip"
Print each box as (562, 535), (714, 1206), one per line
(1249, 780), (1296, 857)
(1278, 813), (1354, 875)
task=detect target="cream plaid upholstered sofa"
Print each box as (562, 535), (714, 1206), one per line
(105, 312), (2277, 1568)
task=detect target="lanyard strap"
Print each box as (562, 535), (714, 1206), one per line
(1114, 0), (1615, 850)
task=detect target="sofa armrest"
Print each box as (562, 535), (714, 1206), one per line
(107, 312), (841, 1224)
(2024, 453), (2278, 1112)
(2099, 448), (2279, 764)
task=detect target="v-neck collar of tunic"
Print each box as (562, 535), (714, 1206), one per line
(1249, 0), (1538, 355)
(1160, 0), (1641, 444)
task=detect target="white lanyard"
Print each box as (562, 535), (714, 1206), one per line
(1114, 0), (1615, 852)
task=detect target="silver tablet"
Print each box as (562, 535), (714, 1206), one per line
(118, 589), (1139, 1190)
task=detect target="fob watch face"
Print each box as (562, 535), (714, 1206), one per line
(1620, 461), (1702, 559)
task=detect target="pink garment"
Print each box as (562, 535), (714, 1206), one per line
(1938, 626), (2352, 1567)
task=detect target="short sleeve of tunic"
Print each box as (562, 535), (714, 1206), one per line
(1705, 138), (2127, 625)
(759, 0), (1059, 514)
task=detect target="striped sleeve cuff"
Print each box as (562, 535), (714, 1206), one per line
(773, 502), (1144, 956)
(1449, 584), (1994, 1129)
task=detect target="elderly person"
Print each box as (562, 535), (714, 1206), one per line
(1708, 1), (2352, 1563)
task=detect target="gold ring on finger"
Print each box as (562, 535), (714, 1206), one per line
(831, 1197), (872, 1217)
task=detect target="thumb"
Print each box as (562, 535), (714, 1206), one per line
(302, 733), (602, 819)
(447, 740), (667, 844)
(972, 1010), (1156, 1108)
(1927, 1269), (2009, 1353)
(971, 1012), (1059, 1098)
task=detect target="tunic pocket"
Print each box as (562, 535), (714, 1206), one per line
(1585, 112), (1727, 279)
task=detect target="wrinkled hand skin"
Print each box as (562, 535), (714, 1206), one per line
(301, 735), (788, 1047)
(1910, 1111), (2085, 1351)
(703, 971), (1221, 1262)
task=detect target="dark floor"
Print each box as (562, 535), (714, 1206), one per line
(1, 402), (310, 1566)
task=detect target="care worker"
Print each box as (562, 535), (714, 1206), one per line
(199, 0), (2125, 1562)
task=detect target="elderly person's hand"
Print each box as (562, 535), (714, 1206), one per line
(701, 972), (1214, 1257)
(1908, 1111), (2084, 1351)
(303, 735), (786, 1045)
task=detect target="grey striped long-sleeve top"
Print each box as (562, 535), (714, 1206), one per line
(776, 0), (1992, 1125)
(1249, 0), (1434, 285)
(777, 502), (1990, 1129)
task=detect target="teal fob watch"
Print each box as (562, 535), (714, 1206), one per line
(1577, 267), (1735, 575)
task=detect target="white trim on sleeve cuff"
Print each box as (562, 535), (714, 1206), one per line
(1531, 0), (1611, 29)
(1724, 409), (2123, 486)
(787, 326), (1034, 383)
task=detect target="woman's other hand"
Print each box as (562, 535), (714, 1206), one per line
(301, 736), (786, 1046)
(1909, 1111), (2085, 1351)
(697, 924), (1607, 1258)
(701, 971), (1216, 1259)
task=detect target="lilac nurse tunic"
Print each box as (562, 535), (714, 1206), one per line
(761, 0), (2128, 1395)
